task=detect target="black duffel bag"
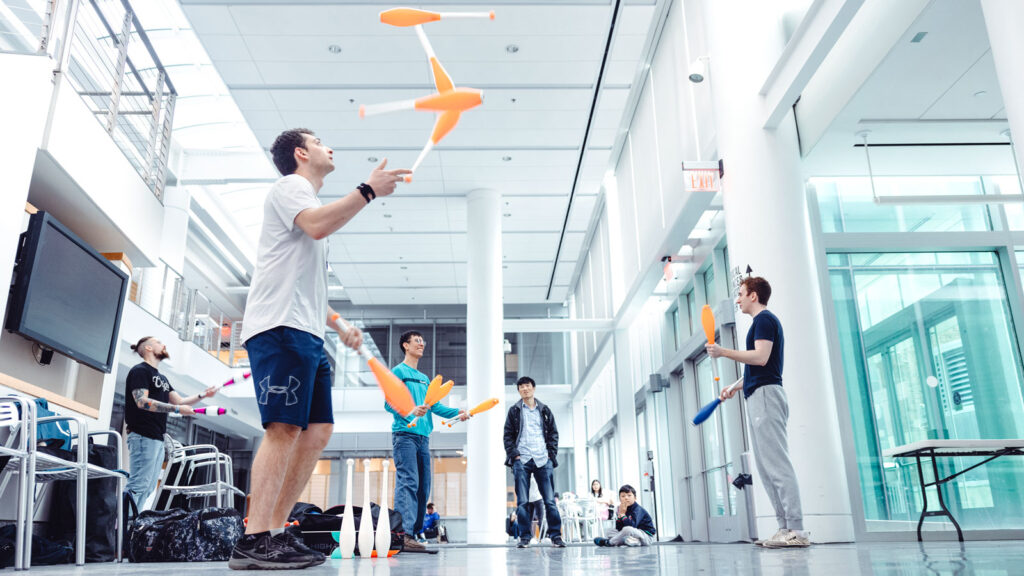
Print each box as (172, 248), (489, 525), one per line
(127, 507), (244, 562)
(48, 441), (122, 562)
(296, 503), (404, 557)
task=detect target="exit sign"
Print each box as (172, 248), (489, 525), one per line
(681, 160), (723, 193)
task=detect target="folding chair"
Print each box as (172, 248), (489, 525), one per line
(0, 397), (34, 571)
(152, 435), (243, 510)
(24, 409), (127, 567)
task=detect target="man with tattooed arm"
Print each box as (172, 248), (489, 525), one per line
(124, 336), (219, 508)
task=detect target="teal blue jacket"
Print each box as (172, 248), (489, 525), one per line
(385, 363), (460, 437)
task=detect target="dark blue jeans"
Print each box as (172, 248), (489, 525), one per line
(393, 432), (431, 535)
(513, 459), (561, 538)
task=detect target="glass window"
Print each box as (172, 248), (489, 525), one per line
(703, 266), (716, 306)
(813, 177), (993, 233)
(670, 307), (681, 351)
(829, 251), (1024, 530)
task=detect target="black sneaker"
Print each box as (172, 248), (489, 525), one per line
(282, 531), (325, 565)
(229, 532), (320, 570)
(551, 536), (566, 548)
(594, 537), (610, 547)
(516, 538), (531, 548)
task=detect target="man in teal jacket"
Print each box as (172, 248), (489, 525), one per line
(386, 330), (467, 551)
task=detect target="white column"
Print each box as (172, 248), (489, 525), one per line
(0, 54), (53, 344)
(612, 330), (641, 493)
(571, 396), (588, 494)
(464, 188), (505, 545)
(159, 186), (190, 273)
(980, 0), (1024, 173)
(702, 0), (854, 542)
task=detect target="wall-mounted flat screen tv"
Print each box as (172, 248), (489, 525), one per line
(5, 211), (129, 373)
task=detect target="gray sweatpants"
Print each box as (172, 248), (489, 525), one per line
(606, 526), (654, 546)
(746, 385), (803, 531)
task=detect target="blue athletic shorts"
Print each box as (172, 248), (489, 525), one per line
(244, 326), (334, 430)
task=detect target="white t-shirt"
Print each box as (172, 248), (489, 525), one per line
(240, 174), (328, 344)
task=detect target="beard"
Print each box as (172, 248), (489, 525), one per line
(157, 349), (170, 361)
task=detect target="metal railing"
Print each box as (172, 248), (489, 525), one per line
(129, 261), (248, 368)
(63, 0), (176, 200)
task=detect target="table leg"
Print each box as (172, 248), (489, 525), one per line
(915, 456), (927, 542)
(930, 455), (964, 542)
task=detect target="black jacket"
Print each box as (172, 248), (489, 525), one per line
(503, 399), (559, 468)
(616, 502), (657, 536)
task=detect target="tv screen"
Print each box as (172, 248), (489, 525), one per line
(5, 211), (129, 373)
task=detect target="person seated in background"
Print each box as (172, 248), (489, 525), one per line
(419, 502), (440, 542)
(594, 485), (656, 547)
(506, 510), (522, 542)
(590, 479), (615, 521)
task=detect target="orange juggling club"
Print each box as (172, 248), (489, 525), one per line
(380, 7), (494, 27)
(701, 305), (720, 383)
(406, 376), (455, 428)
(444, 397), (499, 427)
(331, 314), (416, 416)
(361, 7), (494, 182)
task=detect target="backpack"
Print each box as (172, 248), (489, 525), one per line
(127, 507), (244, 562)
(295, 503), (403, 557)
(48, 441), (124, 562)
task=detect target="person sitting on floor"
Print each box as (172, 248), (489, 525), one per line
(420, 502), (441, 542)
(594, 485), (657, 547)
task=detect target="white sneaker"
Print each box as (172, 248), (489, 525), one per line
(762, 531), (810, 548)
(624, 536), (641, 547)
(754, 529), (788, 547)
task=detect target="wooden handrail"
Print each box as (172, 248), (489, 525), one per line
(0, 370), (100, 419)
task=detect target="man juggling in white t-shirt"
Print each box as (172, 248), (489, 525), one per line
(231, 129), (411, 571)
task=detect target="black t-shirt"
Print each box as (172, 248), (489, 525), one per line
(125, 362), (175, 440)
(742, 310), (784, 398)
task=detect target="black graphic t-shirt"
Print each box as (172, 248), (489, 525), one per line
(125, 362), (175, 440)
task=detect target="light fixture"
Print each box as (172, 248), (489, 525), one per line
(505, 44), (519, 54)
(688, 58), (707, 83)
(502, 155), (512, 162)
(973, 90), (987, 97)
(503, 212), (512, 217)
(383, 213), (392, 218)
(367, 156), (378, 162)
(328, 44), (342, 54)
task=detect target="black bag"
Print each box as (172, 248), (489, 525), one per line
(295, 503), (403, 557)
(288, 501), (323, 524)
(127, 507), (244, 562)
(0, 525), (73, 567)
(48, 441), (122, 562)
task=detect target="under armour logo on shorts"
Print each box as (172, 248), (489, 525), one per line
(256, 375), (301, 406)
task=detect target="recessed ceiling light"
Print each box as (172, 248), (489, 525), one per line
(368, 156), (378, 162)
(973, 90), (988, 97)
(505, 44), (519, 54)
(328, 44), (342, 54)
(400, 265), (407, 270)
(503, 213), (512, 217)
(502, 155), (512, 162)
(383, 213), (392, 218)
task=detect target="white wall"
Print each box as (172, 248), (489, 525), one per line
(0, 53), (52, 337)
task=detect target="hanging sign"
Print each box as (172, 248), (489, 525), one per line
(681, 160), (724, 193)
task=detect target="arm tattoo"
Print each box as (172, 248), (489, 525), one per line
(132, 388), (177, 413)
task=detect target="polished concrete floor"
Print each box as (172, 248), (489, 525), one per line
(20, 540), (1020, 575)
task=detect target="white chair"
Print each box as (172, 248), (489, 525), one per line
(577, 498), (604, 541)
(0, 397), (34, 571)
(152, 435), (243, 510)
(23, 408), (128, 567)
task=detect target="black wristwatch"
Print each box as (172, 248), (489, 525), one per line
(357, 183), (376, 203)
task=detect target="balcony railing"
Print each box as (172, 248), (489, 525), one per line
(3, 0), (178, 199)
(64, 0), (176, 200)
(129, 260), (248, 368)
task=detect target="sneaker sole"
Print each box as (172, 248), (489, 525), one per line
(228, 556), (319, 570)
